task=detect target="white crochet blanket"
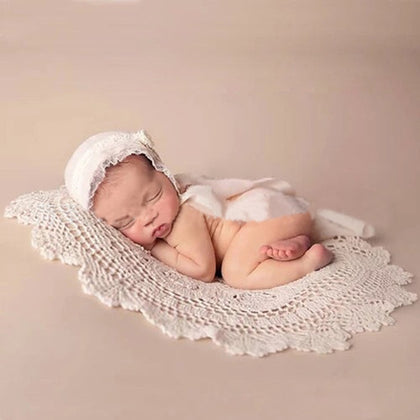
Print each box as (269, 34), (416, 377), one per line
(3, 183), (417, 356)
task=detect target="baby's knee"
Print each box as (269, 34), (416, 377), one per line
(221, 256), (257, 289)
(290, 210), (312, 224)
(288, 211), (313, 234)
(222, 261), (278, 290)
(221, 267), (251, 289)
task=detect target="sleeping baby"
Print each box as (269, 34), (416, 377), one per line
(65, 130), (333, 290)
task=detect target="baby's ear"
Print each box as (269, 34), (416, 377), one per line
(137, 130), (155, 147)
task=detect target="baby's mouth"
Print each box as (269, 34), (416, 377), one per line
(153, 223), (170, 237)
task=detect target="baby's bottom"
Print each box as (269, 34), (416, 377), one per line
(221, 212), (333, 290)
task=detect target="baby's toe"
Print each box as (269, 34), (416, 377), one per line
(260, 245), (269, 254)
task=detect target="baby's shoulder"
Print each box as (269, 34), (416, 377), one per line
(165, 203), (211, 247)
(171, 203), (209, 234)
(178, 202), (206, 219)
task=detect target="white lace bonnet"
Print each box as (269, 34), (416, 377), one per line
(64, 130), (180, 211)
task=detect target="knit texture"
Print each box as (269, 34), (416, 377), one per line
(4, 185), (417, 356)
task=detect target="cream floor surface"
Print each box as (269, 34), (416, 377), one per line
(1, 1), (419, 419)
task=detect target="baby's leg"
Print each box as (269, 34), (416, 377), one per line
(260, 234), (311, 261)
(221, 212), (333, 290)
(253, 212), (313, 263)
(243, 245), (333, 289)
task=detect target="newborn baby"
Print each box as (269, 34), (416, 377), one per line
(92, 154), (333, 290)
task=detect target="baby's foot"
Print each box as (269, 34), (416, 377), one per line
(302, 243), (334, 271)
(260, 234), (311, 261)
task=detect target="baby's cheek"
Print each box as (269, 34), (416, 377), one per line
(124, 229), (145, 245)
(167, 194), (180, 214)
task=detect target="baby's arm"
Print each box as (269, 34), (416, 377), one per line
(151, 240), (215, 282)
(150, 204), (216, 282)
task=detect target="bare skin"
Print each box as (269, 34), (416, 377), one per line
(259, 234), (311, 261)
(93, 154), (334, 290)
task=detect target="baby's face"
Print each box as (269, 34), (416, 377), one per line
(93, 155), (180, 249)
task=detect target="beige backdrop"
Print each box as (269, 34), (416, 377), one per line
(1, 1), (419, 419)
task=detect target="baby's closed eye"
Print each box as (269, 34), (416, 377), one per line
(148, 188), (162, 201)
(118, 220), (133, 230)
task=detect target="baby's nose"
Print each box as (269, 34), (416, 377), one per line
(143, 208), (158, 226)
